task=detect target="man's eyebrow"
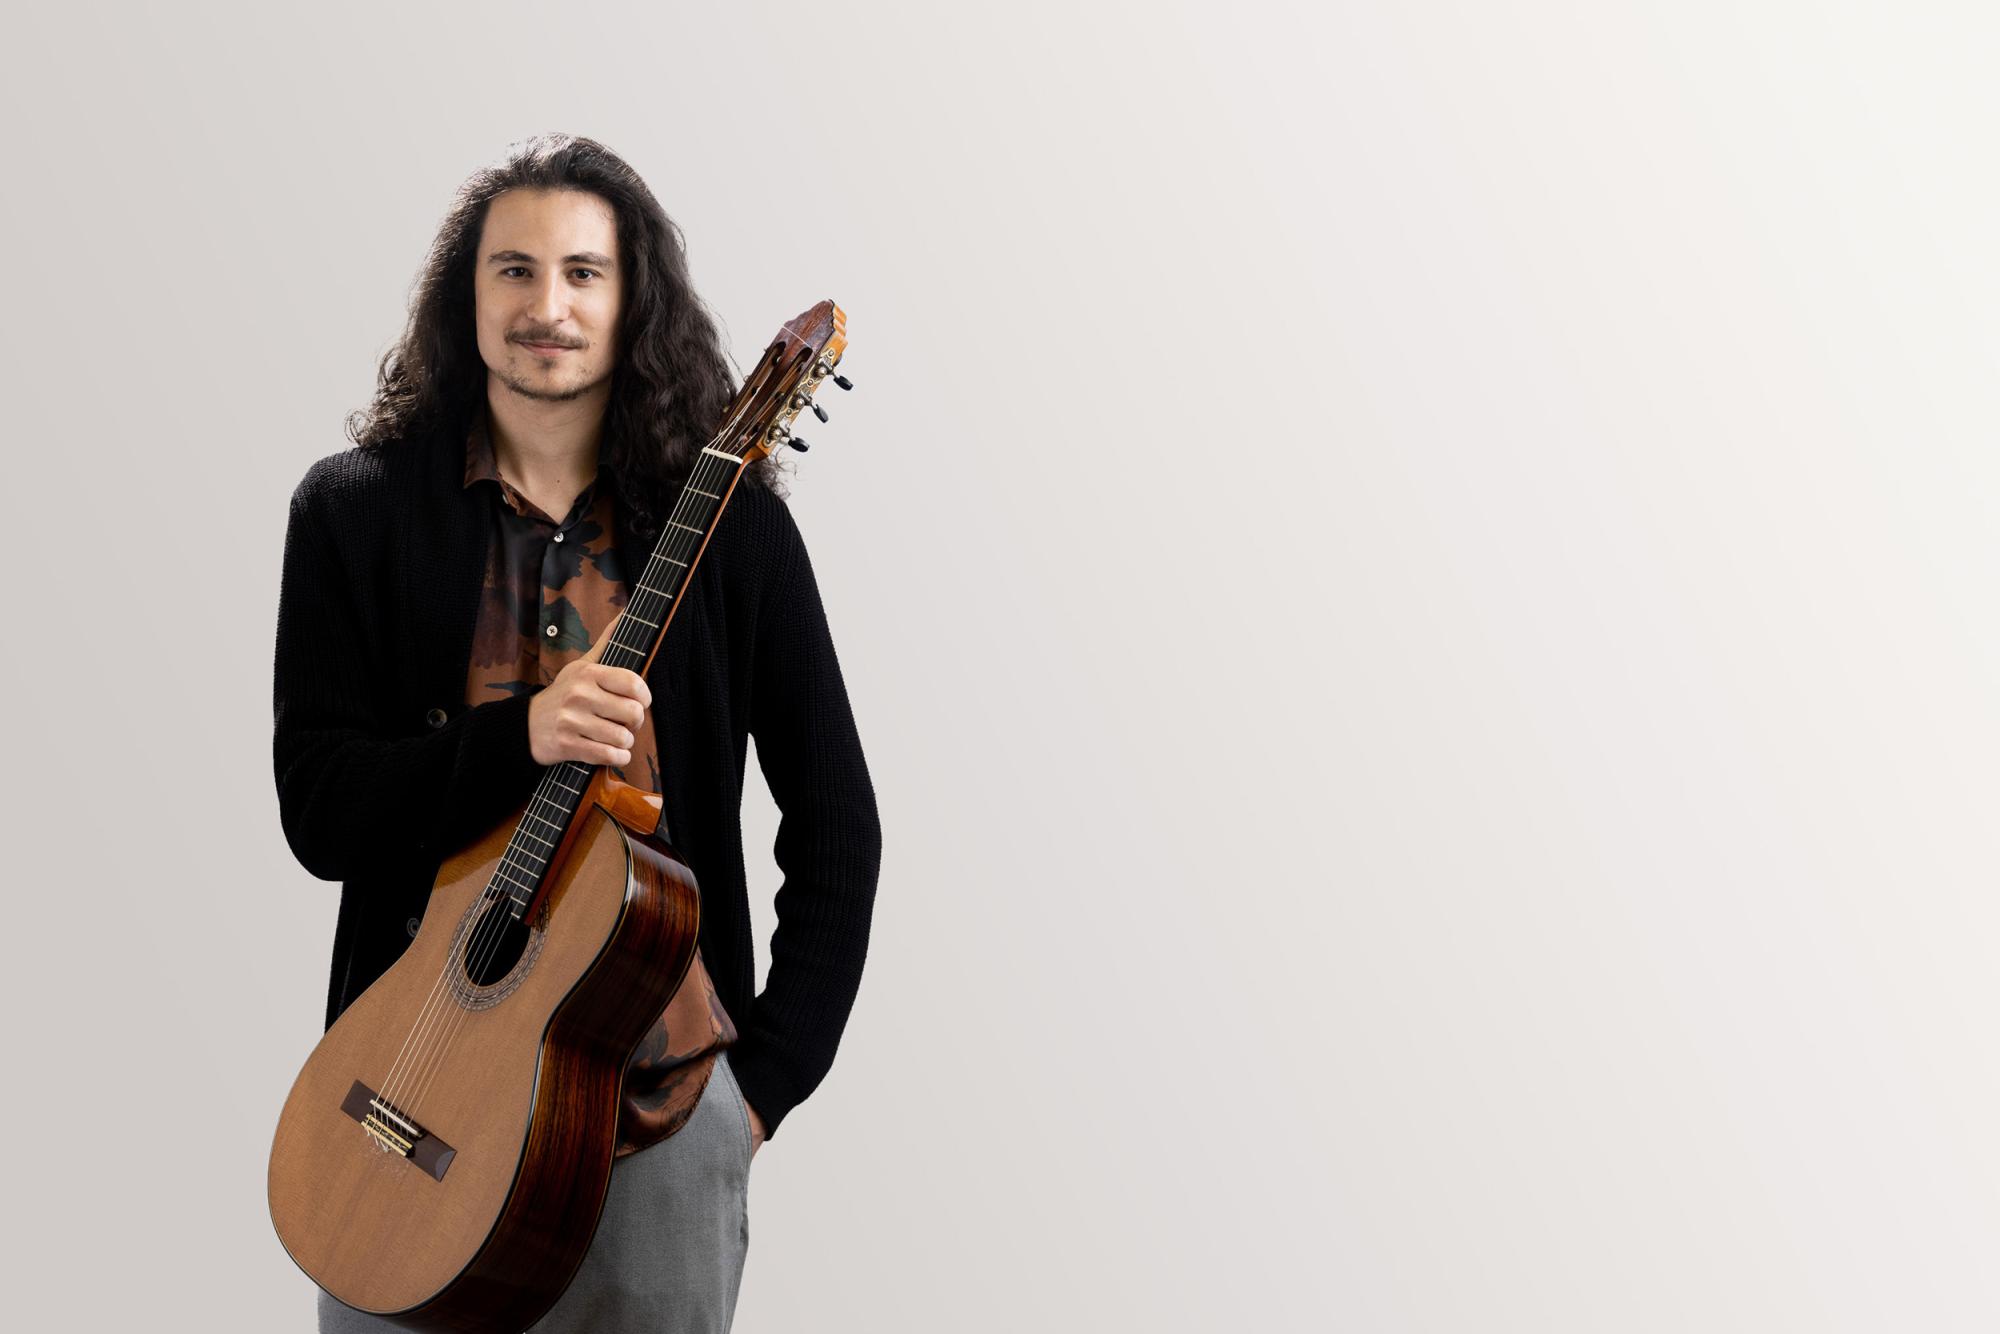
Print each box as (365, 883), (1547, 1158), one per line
(485, 249), (617, 270)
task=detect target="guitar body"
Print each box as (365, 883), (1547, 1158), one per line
(268, 779), (701, 1331)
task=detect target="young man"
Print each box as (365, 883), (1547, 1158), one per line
(273, 135), (882, 1332)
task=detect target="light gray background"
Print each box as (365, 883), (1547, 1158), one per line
(2, 2), (1993, 1329)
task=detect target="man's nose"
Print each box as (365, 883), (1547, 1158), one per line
(526, 272), (570, 324)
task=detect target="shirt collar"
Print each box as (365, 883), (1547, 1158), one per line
(462, 402), (503, 491)
(461, 401), (616, 517)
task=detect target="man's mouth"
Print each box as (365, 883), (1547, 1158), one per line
(521, 341), (573, 357)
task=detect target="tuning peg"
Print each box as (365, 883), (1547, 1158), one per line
(810, 400), (829, 423)
(786, 435), (810, 453)
(831, 372), (854, 391)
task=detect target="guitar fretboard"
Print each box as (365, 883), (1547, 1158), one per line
(493, 445), (750, 920)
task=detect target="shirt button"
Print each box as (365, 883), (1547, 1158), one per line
(553, 531), (565, 543)
(545, 624), (559, 638)
(425, 707), (448, 728)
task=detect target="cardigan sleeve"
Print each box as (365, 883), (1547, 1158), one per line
(726, 500), (883, 1142)
(272, 477), (546, 882)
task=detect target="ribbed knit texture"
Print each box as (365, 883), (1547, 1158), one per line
(272, 431), (882, 1142)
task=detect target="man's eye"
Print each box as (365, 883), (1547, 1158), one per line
(497, 266), (597, 280)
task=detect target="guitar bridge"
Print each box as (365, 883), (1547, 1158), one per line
(338, 1080), (457, 1182)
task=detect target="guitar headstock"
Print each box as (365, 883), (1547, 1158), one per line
(717, 299), (852, 462)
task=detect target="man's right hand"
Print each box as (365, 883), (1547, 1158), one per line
(526, 612), (653, 768)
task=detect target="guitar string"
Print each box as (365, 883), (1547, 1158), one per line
(379, 445), (747, 1122)
(390, 348), (788, 1120)
(378, 441), (741, 1117)
(369, 355), (778, 1118)
(377, 341), (792, 1122)
(372, 442), (737, 1116)
(389, 347), (791, 1111)
(377, 447), (734, 1121)
(391, 448), (741, 1120)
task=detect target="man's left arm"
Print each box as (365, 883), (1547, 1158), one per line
(729, 499), (883, 1144)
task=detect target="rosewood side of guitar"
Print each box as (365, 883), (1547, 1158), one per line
(268, 790), (701, 1331)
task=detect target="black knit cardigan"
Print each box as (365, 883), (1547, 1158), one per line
(271, 429), (882, 1142)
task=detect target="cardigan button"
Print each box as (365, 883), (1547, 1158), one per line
(425, 707), (449, 728)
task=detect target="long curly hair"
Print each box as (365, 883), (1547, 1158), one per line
(346, 133), (778, 540)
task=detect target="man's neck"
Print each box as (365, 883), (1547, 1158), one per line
(484, 382), (607, 517)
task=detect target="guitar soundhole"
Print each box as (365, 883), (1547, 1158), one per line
(447, 891), (547, 1009)
(463, 900), (532, 986)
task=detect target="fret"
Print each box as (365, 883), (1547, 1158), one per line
(690, 488), (717, 499)
(492, 865), (539, 896)
(669, 520), (703, 536)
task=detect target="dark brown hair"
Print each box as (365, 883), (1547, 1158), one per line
(346, 134), (777, 540)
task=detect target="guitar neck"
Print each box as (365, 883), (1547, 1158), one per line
(490, 445), (752, 920)
(599, 444), (753, 680)
(487, 297), (847, 922)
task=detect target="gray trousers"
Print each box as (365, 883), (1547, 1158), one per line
(316, 1049), (755, 1333)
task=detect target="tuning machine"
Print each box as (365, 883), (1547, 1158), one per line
(814, 358), (854, 392)
(767, 422), (809, 453)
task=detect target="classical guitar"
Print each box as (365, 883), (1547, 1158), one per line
(268, 300), (851, 1331)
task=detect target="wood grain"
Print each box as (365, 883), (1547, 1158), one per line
(268, 789), (700, 1330)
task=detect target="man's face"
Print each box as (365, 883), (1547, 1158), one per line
(473, 187), (623, 404)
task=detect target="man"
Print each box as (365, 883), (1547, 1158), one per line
(273, 134), (882, 1332)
